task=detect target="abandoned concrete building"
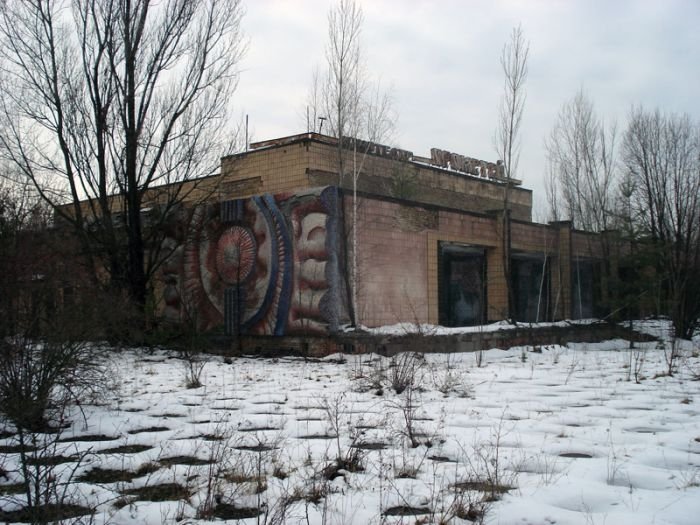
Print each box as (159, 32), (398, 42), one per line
(155, 132), (605, 338)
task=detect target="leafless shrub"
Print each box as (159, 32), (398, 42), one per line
(196, 424), (287, 523)
(319, 393), (366, 477)
(434, 484), (492, 525)
(1, 403), (97, 524)
(0, 332), (108, 523)
(431, 356), (472, 398)
(388, 352), (424, 395)
(475, 349), (485, 368)
(384, 454), (491, 525)
(391, 445), (430, 480)
(387, 384), (421, 449)
(0, 336), (106, 434)
(551, 346), (563, 365)
(319, 393), (346, 463)
(177, 289), (209, 389)
(683, 343), (700, 380)
(631, 347), (646, 383)
(524, 451), (568, 487)
(180, 350), (207, 390)
(474, 329), (486, 368)
(565, 350), (580, 385)
(457, 415), (519, 502)
(432, 368), (472, 398)
(673, 464), (700, 490)
(663, 339), (682, 377)
(196, 418), (237, 519)
(349, 355), (386, 394)
(605, 429), (626, 486)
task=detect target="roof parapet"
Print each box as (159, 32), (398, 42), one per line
(247, 132), (520, 185)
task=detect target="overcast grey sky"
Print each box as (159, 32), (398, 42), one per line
(235, 0), (700, 216)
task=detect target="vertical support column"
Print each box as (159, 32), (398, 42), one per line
(550, 221), (572, 320)
(427, 233), (440, 325)
(486, 248), (507, 322)
(486, 210), (507, 322)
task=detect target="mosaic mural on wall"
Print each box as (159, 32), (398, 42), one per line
(161, 187), (348, 336)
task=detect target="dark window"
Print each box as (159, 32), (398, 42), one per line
(438, 243), (486, 327)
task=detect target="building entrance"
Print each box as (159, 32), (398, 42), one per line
(438, 243), (486, 327)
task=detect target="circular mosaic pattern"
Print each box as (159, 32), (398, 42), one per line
(216, 226), (257, 284)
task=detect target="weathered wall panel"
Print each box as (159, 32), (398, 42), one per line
(159, 187), (348, 335)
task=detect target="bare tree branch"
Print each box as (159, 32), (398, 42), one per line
(303, 0), (396, 327)
(495, 24), (529, 182)
(545, 89), (617, 232)
(0, 0), (245, 317)
(623, 107), (700, 338)
(494, 24), (529, 321)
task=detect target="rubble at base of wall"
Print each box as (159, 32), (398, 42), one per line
(203, 323), (656, 359)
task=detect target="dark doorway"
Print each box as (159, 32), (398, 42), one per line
(511, 254), (550, 322)
(572, 258), (600, 319)
(438, 243), (486, 327)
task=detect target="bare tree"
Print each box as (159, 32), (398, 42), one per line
(623, 107), (700, 339)
(304, 66), (324, 133)
(346, 80), (394, 326)
(494, 24), (529, 320)
(0, 0), (245, 321)
(305, 0), (395, 326)
(322, 0), (363, 181)
(545, 89), (617, 232)
(544, 90), (620, 317)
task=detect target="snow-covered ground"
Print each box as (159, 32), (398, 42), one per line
(2, 326), (700, 524)
(358, 318), (600, 336)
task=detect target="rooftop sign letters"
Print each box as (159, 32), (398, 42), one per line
(341, 137), (413, 162)
(429, 148), (506, 181)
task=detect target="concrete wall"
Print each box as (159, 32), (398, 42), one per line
(349, 194), (598, 328)
(348, 198), (432, 327)
(220, 141), (310, 197)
